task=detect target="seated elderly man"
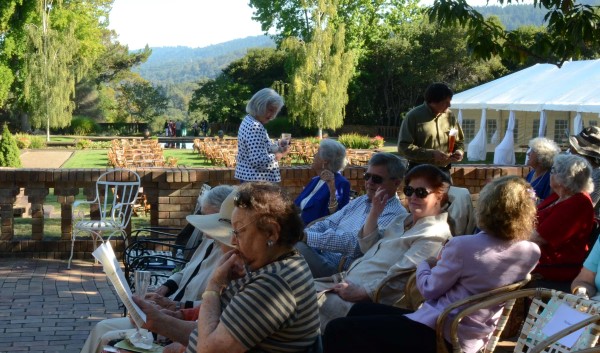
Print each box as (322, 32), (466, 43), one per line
(296, 152), (408, 278)
(81, 185), (234, 353)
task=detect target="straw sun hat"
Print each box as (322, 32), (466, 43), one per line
(569, 126), (600, 160)
(186, 190), (236, 246)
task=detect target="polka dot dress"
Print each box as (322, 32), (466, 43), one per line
(235, 115), (281, 182)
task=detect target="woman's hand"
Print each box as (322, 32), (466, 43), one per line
(132, 295), (164, 331)
(207, 250), (246, 292)
(333, 280), (369, 302)
(163, 342), (186, 353)
(320, 170), (335, 185)
(144, 293), (177, 311)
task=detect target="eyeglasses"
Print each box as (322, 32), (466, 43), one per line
(403, 185), (433, 199)
(363, 173), (385, 184)
(230, 219), (257, 242)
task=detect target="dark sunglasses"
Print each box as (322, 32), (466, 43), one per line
(403, 185), (432, 199)
(363, 173), (385, 184)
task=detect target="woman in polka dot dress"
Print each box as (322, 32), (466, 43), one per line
(235, 88), (289, 183)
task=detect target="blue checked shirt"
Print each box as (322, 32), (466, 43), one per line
(305, 194), (406, 270)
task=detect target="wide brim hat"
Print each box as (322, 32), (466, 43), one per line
(569, 126), (600, 159)
(186, 190), (236, 246)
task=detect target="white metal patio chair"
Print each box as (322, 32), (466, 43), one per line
(68, 169), (141, 269)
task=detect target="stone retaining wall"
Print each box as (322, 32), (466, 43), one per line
(0, 165), (528, 259)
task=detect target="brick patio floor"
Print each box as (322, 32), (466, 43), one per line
(0, 258), (122, 353)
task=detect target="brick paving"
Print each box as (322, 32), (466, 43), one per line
(0, 258), (122, 353)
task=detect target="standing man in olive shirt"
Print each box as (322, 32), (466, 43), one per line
(398, 82), (465, 172)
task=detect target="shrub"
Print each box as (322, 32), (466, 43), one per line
(75, 139), (93, 149)
(370, 135), (385, 149)
(0, 123), (22, 167)
(71, 116), (98, 136)
(29, 135), (47, 149)
(338, 133), (372, 149)
(14, 133), (31, 149)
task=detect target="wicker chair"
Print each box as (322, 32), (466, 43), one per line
(437, 287), (600, 353)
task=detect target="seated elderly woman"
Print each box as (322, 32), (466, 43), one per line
(525, 137), (561, 202)
(295, 138), (350, 225)
(133, 182), (320, 353)
(80, 185), (234, 353)
(323, 175), (541, 353)
(316, 164), (453, 332)
(531, 154), (595, 291)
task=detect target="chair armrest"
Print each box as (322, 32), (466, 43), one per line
(130, 227), (183, 240)
(373, 268), (416, 304)
(435, 275), (532, 353)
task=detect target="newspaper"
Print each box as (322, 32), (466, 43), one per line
(92, 241), (147, 327)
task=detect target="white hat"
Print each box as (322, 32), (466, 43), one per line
(186, 190), (236, 246)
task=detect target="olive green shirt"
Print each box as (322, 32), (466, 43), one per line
(398, 103), (464, 167)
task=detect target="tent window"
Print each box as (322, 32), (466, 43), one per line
(532, 120), (539, 138)
(554, 120), (569, 143)
(486, 120), (497, 140)
(504, 119), (519, 139)
(463, 119), (476, 142)
(590, 120), (598, 127)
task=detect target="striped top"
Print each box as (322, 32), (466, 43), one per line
(186, 252), (320, 353)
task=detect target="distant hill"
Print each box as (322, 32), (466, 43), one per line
(475, 0), (600, 30)
(135, 35), (276, 85)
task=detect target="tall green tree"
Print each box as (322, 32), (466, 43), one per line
(346, 17), (506, 126)
(117, 80), (169, 123)
(428, 0), (600, 67)
(282, 0), (357, 138)
(23, 0), (79, 141)
(249, 0), (421, 49)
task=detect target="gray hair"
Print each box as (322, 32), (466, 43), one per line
(528, 137), (560, 169)
(200, 185), (235, 210)
(552, 154), (593, 194)
(319, 139), (347, 172)
(245, 88), (284, 120)
(368, 152), (407, 180)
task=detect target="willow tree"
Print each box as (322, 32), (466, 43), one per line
(283, 0), (357, 138)
(23, 0), (79, 141)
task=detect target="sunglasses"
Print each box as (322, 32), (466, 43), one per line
(403, 185), (433, 199)
(363, 173), (385, 184)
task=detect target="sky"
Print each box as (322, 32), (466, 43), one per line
(108, 0), (265, 50)
(108, 0), (519, 50)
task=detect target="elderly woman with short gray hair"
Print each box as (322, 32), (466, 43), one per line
(294, 139), (351, 224)
(526, 137), (561, 202)
(532, 154), (596, 291)
(235, 88), (288, 183)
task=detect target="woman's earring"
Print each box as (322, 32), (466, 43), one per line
(267, 239), (274, 247)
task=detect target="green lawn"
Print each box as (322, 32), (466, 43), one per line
(61, 148), (212, 168)
(14, 214), (151, 239)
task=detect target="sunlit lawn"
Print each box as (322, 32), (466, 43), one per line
(61, 148), (213, 168)
(14, 214), (151, 239)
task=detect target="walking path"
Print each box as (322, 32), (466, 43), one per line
(0, 258), (122, 353)
(20, 150), (73, 168)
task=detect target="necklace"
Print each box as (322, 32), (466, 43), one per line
(529, 170), (548, 189)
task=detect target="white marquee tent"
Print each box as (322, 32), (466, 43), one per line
(452, 59), (600, 163)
